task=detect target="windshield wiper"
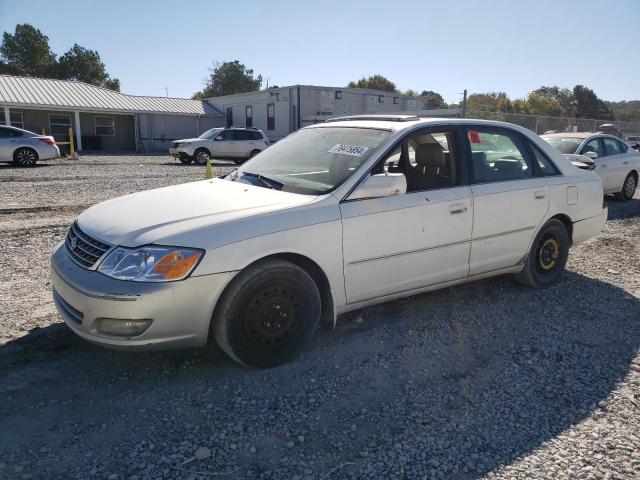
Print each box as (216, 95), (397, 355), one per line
(242, 171), (284, 190)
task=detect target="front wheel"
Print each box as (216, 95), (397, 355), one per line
(194, 149), (211, 165)
(514, 219), (570, 288)
(615, 172), (637, 201)
(13, 148), (38, 167)
(178, 153), (192, 164)
(212, 259), (321, 368)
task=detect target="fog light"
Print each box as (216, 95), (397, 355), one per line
(96, 318), (153, 337)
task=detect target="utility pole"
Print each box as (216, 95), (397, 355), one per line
(461, 89), (467, 118)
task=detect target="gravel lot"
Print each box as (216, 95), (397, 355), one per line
(0, 155), (639, 480)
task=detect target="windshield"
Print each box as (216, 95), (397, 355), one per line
(542, 137), (582, 154)
(228, 126), (392, 195)
(198, 128), (223, 139)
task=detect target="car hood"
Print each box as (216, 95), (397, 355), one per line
(173, 138), (201, 144)
(77, 178), (316, 247)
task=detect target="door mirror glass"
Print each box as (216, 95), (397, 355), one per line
(349, 173), (407, 200)
(583, 150), (598, 160)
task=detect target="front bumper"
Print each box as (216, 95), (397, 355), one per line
(50, 243), (235, 350)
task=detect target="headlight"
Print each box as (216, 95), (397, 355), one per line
(98, 246), (203, 282)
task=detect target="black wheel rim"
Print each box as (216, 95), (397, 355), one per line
(535, 233), (560, 275)
(240, 281), (301, 350)
(196, 151), (209, 164)
(17, 149), (35, 166)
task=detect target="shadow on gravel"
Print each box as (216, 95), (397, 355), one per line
(606, 196), (640, 220)
(1, 271), (639, 479)
(0, 162), (53, 170)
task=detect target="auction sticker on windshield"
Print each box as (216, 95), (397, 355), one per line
(328, 144), (369, 157)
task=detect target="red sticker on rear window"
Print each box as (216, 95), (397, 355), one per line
(469, 130), (481, 144)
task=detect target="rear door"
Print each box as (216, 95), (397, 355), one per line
(466, 127), (549, 275)
(601, 136), (626, 192)
(0, 127), (20, 160)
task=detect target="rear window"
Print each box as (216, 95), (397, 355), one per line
(542, 137), (582, 155)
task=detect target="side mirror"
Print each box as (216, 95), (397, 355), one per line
(583, 151), (598, 160)
(349, 173), (406, 200)
(214, 136), (223, 141)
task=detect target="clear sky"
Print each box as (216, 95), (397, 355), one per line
(1, 0), (639, 102)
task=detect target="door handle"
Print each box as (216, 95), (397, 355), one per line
(449, 205), (467, 215)
(534, 190), (546, 200)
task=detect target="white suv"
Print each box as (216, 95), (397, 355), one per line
(169, 127), (270, 165)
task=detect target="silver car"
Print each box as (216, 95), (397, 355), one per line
(0, 125), (60, 167)
(542, 132), (640, 200)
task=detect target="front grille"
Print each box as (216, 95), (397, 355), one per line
(65, 221), (111, 269)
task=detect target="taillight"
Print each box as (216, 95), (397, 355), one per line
(39, 137), (55, 145)
(264, 139), (270, 146)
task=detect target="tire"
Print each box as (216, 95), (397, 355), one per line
(212, 259), (321, 368)
(615, 172), (637, 201)
(248, 149), (261, 159)
(13, 147), (38, 167)
(233, 159), (244, 165)
(194, 148), (211, 166)
(514, 219), (570, 288)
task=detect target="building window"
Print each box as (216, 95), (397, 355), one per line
(245, 105), (253, 127)
(335, 91), (342, 100)
(393, 97), (399, 105)
(49, 114), (71, 137)
(94, 116), (115, 136)
(378, 95), (384, 103)
(226, 107), (233, 128)
(9, 111), (23, 129)
(267, 103), (275, 131)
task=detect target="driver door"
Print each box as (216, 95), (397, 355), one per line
(340, 127), (473, 304)
(213, 129), (236, 158)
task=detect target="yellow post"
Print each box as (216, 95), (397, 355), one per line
(68, 127), (75, 160)
(204, 157), (213, 179)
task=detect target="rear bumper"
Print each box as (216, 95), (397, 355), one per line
(39, 144), (60, 160)
(50, 242), (235, 351)
(572, 208), (608, 245)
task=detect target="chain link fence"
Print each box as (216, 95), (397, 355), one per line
(465, 110), (640, 138)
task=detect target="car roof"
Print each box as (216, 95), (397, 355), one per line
(0, 125), (35, 135)
(541, 132), (622, 141)
(308, 115), (530, 133)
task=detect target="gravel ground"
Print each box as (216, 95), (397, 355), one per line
(0, 155), (639, 480)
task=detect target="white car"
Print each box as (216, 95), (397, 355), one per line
(0, 125), (60, 167)
(542, 133), (640, 200)
(51, 116), (607, 367)
(169, 127), (270, 165)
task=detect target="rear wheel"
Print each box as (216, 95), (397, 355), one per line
(13, 148), (38, 167)
(212, 259), (321, 368)
(514, 219), (569, 288)
(194, 148), (211, 165)
(248, 149), (261, 159)
(615, 172), (637, 201)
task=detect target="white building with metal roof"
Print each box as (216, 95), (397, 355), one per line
(0, 75), (224, 152)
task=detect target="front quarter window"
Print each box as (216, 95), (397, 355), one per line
(229, 127), (391, 195)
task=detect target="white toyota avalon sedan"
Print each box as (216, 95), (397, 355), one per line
(51, 116), (607, 367)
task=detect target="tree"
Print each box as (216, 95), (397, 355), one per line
(526, 91), (564, 116)
(466, 92), (510, 112)
(192, 60), (262, 99)
(0, 24), (56, 77)
(347, 75), (396, 92)
(403, 89), (418, 97)
(528, 86), (575, 115)
(57, 44), (120, 91)
(605, 100), (640, 123)
(573, 85), (613, 120)
(419, 90), (446, 109)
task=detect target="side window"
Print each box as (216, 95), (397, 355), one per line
(602, 137), (621, 156)
(581, 138), (603, 157)
(233, 130), (250, 141)
(217, 130), (234, 141)
(530, 143), (561, 176)
(0, 127), (11, 138)
(251, 131), (263, 141)
(372, 130), (458, 192)
(468, 129), (532, 183)
(618, 140), (628, 153)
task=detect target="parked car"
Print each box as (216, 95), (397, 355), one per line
(625, 135), (640, 151)
(52, 116), (607, 368)
(169, 127), (270, 165)
(0, 125), (59, 167)
(541, 132), (640, 200)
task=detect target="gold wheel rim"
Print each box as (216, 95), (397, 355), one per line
(539, 238), (559, 270)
